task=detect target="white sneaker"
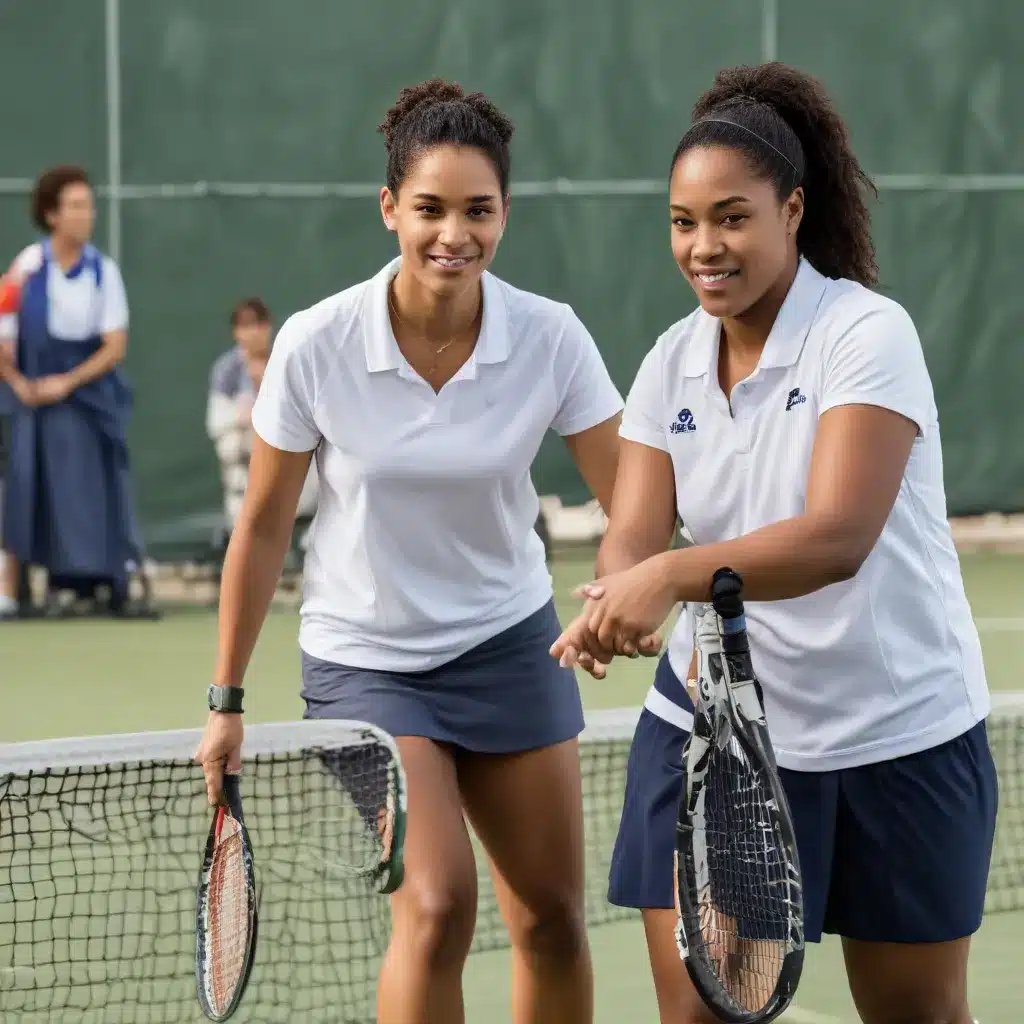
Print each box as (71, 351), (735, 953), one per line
(0, 595), (18, 620)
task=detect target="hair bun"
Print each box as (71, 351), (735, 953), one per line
(378, 78), (467, 150)
(462, 92), (515, 146)
(377, 78), (515, 151)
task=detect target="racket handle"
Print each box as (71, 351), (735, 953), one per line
(222, 773), (245, 824)
(710, 567), (744, 619)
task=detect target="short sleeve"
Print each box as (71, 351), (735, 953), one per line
(549, 308), (623, 436)
(13, 244), (43, 277)
(250, 314), (322, 452)
(1, 245), (42, 340)
(209, 350), (242, 399)
(820, 303), (934, 437)
(99, 258), (129, 333)
(619, 344), (669, 452)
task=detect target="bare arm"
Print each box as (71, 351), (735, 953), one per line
(656, 403), (918, 602)
(67, 328), (127, 388)
(0, 339), (33, 404)
(595, 439), (678, 576)
(555, 403), (920, 656)
(213, 435), (315, 687)
(557, 438), (677, 673)
(0, 340), (19, 382)
(562, 412), (622, 516)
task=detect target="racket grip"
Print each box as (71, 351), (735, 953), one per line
(710, 567), (744, 619)
(222, 773), (245, 824)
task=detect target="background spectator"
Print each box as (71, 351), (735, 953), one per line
(206, 297), (317, 535)
(0, 165), (153, 618)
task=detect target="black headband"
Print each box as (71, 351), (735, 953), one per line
(684, 105), (804, 185)
(693, 117), (801, 177)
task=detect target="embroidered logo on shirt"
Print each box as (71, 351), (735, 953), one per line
(669, 408), (697, 434)
(785, 387), (807, 411)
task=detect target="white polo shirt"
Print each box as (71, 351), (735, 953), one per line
(252, 257), (623, 671)
(0, 242), (128, 342)
(623, 258), (989, 771)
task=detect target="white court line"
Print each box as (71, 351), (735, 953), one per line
(975, 617), (1024, 633)
(783, 1007), (843, 1024)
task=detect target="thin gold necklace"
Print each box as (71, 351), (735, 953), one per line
(387, 282), (474, 376)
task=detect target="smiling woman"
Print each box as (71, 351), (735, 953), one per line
(194, 78), (625, 1024)
(549, 62), (997, 1024)
(376, 79), (515, 391)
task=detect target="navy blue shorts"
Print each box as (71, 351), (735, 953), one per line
(300, 599), (584, 754)
(609, 657), (999, 943)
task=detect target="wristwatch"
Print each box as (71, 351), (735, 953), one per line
(207, 684), (245, 714)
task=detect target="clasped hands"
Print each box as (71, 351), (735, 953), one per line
(549, 554), (680, 680)
(8, 373), (74, 407)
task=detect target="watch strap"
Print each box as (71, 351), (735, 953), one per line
(208, 684), (245, 714)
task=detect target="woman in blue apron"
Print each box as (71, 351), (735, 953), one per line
(0, 165), (154, 619)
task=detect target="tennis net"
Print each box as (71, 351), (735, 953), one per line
(1, 698), (1021, 1022)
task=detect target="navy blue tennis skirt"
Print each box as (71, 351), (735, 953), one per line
(300, 599), (584, 754)
(609, 656), (999, 943)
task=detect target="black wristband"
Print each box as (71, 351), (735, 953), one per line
(208, 684), (244, 714)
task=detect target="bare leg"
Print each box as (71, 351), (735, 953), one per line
(0, 550), (19, 612)
(377, 736), (478, 1024)
(459, 739), (592, 1024)
(642, 908), (723, 1024)
(842, 935), (975, 1024)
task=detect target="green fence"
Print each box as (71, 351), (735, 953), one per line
(1, 1), (1022, 556)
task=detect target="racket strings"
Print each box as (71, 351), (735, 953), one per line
(316, 746), (397, 875)
(206, 816), (249, 1014)
(694, 735), (790, 1013)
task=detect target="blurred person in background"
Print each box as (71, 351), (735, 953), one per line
(0, 165), (154, 619)
(206, 297), (318, 546)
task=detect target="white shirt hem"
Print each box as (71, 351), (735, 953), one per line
(643, 688), (694, 732)
(642, 688), (990, 772)
(297, 581), (555, 673)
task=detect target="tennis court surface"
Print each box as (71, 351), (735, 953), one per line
(2, 550), (1021, 1022)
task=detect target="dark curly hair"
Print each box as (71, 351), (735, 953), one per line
(30, 165), (92, 233)
(378, 78), (515, 197)
(672, 63), (878, 287)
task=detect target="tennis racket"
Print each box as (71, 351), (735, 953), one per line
(674, 567), (804, 1024)
(314, 725), (407, 895)
(195, 773), (259, 1022)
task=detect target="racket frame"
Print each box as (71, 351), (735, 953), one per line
(195, 773), (260, 1023)
(674, 569), (805, 1024)
(359, 724), (407, 896)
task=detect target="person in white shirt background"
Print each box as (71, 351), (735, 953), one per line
(206, 297), (318, 536)
(552, 63), (996, 1024)
(0, 165), (151, 620)
(195, 79), (624, 1024)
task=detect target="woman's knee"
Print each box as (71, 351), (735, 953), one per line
(388, 736), (479, 971)
(393, 873), (478, 970)
(506, 886), (588, 963)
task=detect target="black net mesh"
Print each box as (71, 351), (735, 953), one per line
(0, 703), (1020, 1022)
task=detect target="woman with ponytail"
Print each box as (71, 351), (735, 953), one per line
(553, 63), (994, 1023)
